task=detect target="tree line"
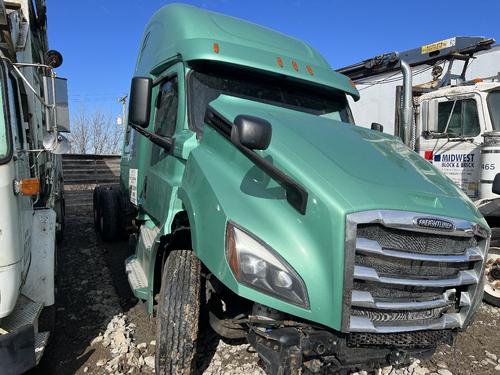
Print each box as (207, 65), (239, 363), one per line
(68, 107), (124, 155)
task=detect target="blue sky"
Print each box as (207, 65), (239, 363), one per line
(47, 0), (500, 119)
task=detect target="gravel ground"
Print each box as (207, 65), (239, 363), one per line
(29, 201), (500, 375)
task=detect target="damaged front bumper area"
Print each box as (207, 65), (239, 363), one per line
(248, 324), (452, 373)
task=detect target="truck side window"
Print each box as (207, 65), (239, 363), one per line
(437, 99), (480, 137)
(154, 76), (178, 137)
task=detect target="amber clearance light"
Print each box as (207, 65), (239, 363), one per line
(19, 178), (40, 196)
(277, 57), (284, 68)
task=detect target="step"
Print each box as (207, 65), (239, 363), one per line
(125, 256), (148, 290)
(2, 295), (43, 333)
(35, 331), (49, 364)
(140, 224), (160, 250)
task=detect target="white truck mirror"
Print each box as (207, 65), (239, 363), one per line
(43, 76), (70, 133)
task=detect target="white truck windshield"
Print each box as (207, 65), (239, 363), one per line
(488, 91), (500, 131)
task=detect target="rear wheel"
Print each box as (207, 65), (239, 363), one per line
(156, 250), (201, 374)
(100, 188), (120, 241)
(484, 247), (500, 307)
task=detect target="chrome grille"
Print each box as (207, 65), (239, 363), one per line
(357, 225), (477, 255)
(343, 210), (488, 334)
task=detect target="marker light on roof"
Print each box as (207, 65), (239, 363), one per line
(277, 57), (284, 68)
(292, 60), (299, 72)
(213, 43), (220, 54)
(306, 64), (314, 76)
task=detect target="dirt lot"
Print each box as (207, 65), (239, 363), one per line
(29, 201), (500, 375)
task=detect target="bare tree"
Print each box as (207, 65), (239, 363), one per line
(69, 106), (123, 155)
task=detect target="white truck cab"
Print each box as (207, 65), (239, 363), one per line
(0, 1), (69, 373)
(418, 81), (500, 204)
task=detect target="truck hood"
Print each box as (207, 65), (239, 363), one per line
(208, 95), (482, 221)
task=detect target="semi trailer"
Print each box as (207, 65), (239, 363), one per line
(0, 0), (69, 373)
(95, 5), (490, 374)
(338, 37), (500, 307)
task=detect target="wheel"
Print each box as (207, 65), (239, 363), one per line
(100, 188), (120, 241)
(93, 186), (103, 232)
(156, 250), (201, 374)
(484, 247), (500, 307)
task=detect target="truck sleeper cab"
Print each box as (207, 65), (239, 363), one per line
(94, 5), (490, 374)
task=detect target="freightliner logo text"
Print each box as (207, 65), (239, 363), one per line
(414, 217), (455, 231)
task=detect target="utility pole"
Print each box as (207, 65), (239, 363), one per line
(118, 95), (127, 129)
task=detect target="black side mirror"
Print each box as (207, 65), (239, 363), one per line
(493, 173), (500, 195)
(231, 115), (272, 150)
(129, 77), (152, 128)
(371, 122), (384, 132)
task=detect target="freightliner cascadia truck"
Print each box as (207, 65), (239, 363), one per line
(0, 0), (69, 373)
(94, 5), (490, 374)
(338, 37), (500, 308)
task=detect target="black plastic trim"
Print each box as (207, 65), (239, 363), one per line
(0, 324), (36, 374)
(205, 106), (308, 214)
(129, 122), (175, 153)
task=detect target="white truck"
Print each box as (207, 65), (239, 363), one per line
(338, 36), (500, 307)
(0, 0), (69, 373)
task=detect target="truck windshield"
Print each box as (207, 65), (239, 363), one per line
(188, 64), (351, 133)
(488, 91), (500, 131)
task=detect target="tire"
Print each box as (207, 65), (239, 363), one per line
(100, 188), (120, 241)
(156, 250), (201, 374)
(484, 247), (500, 307)
(93, 187), (103, 232)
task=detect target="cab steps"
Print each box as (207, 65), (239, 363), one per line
(125, 224), (159, 300)
(125, 256), (148, 291)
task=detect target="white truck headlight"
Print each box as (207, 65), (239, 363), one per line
(225, 222), (309, 308)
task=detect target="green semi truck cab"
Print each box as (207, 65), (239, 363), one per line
(94, 4), (490, 374)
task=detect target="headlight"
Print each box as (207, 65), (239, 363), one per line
(225, 222), (309, 308)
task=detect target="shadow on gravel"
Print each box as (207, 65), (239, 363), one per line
(194, 327), (223, 374)
(29, 205), (154, 375)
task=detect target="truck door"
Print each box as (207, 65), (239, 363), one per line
(142, 62), (185, 223)
(120, 111), (136, 203)
(6, 69), (33, 278)
(419, 95), (484, 199)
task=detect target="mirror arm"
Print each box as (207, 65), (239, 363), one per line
(2, 57), (54, 110)
(129, 122), (174, 152)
